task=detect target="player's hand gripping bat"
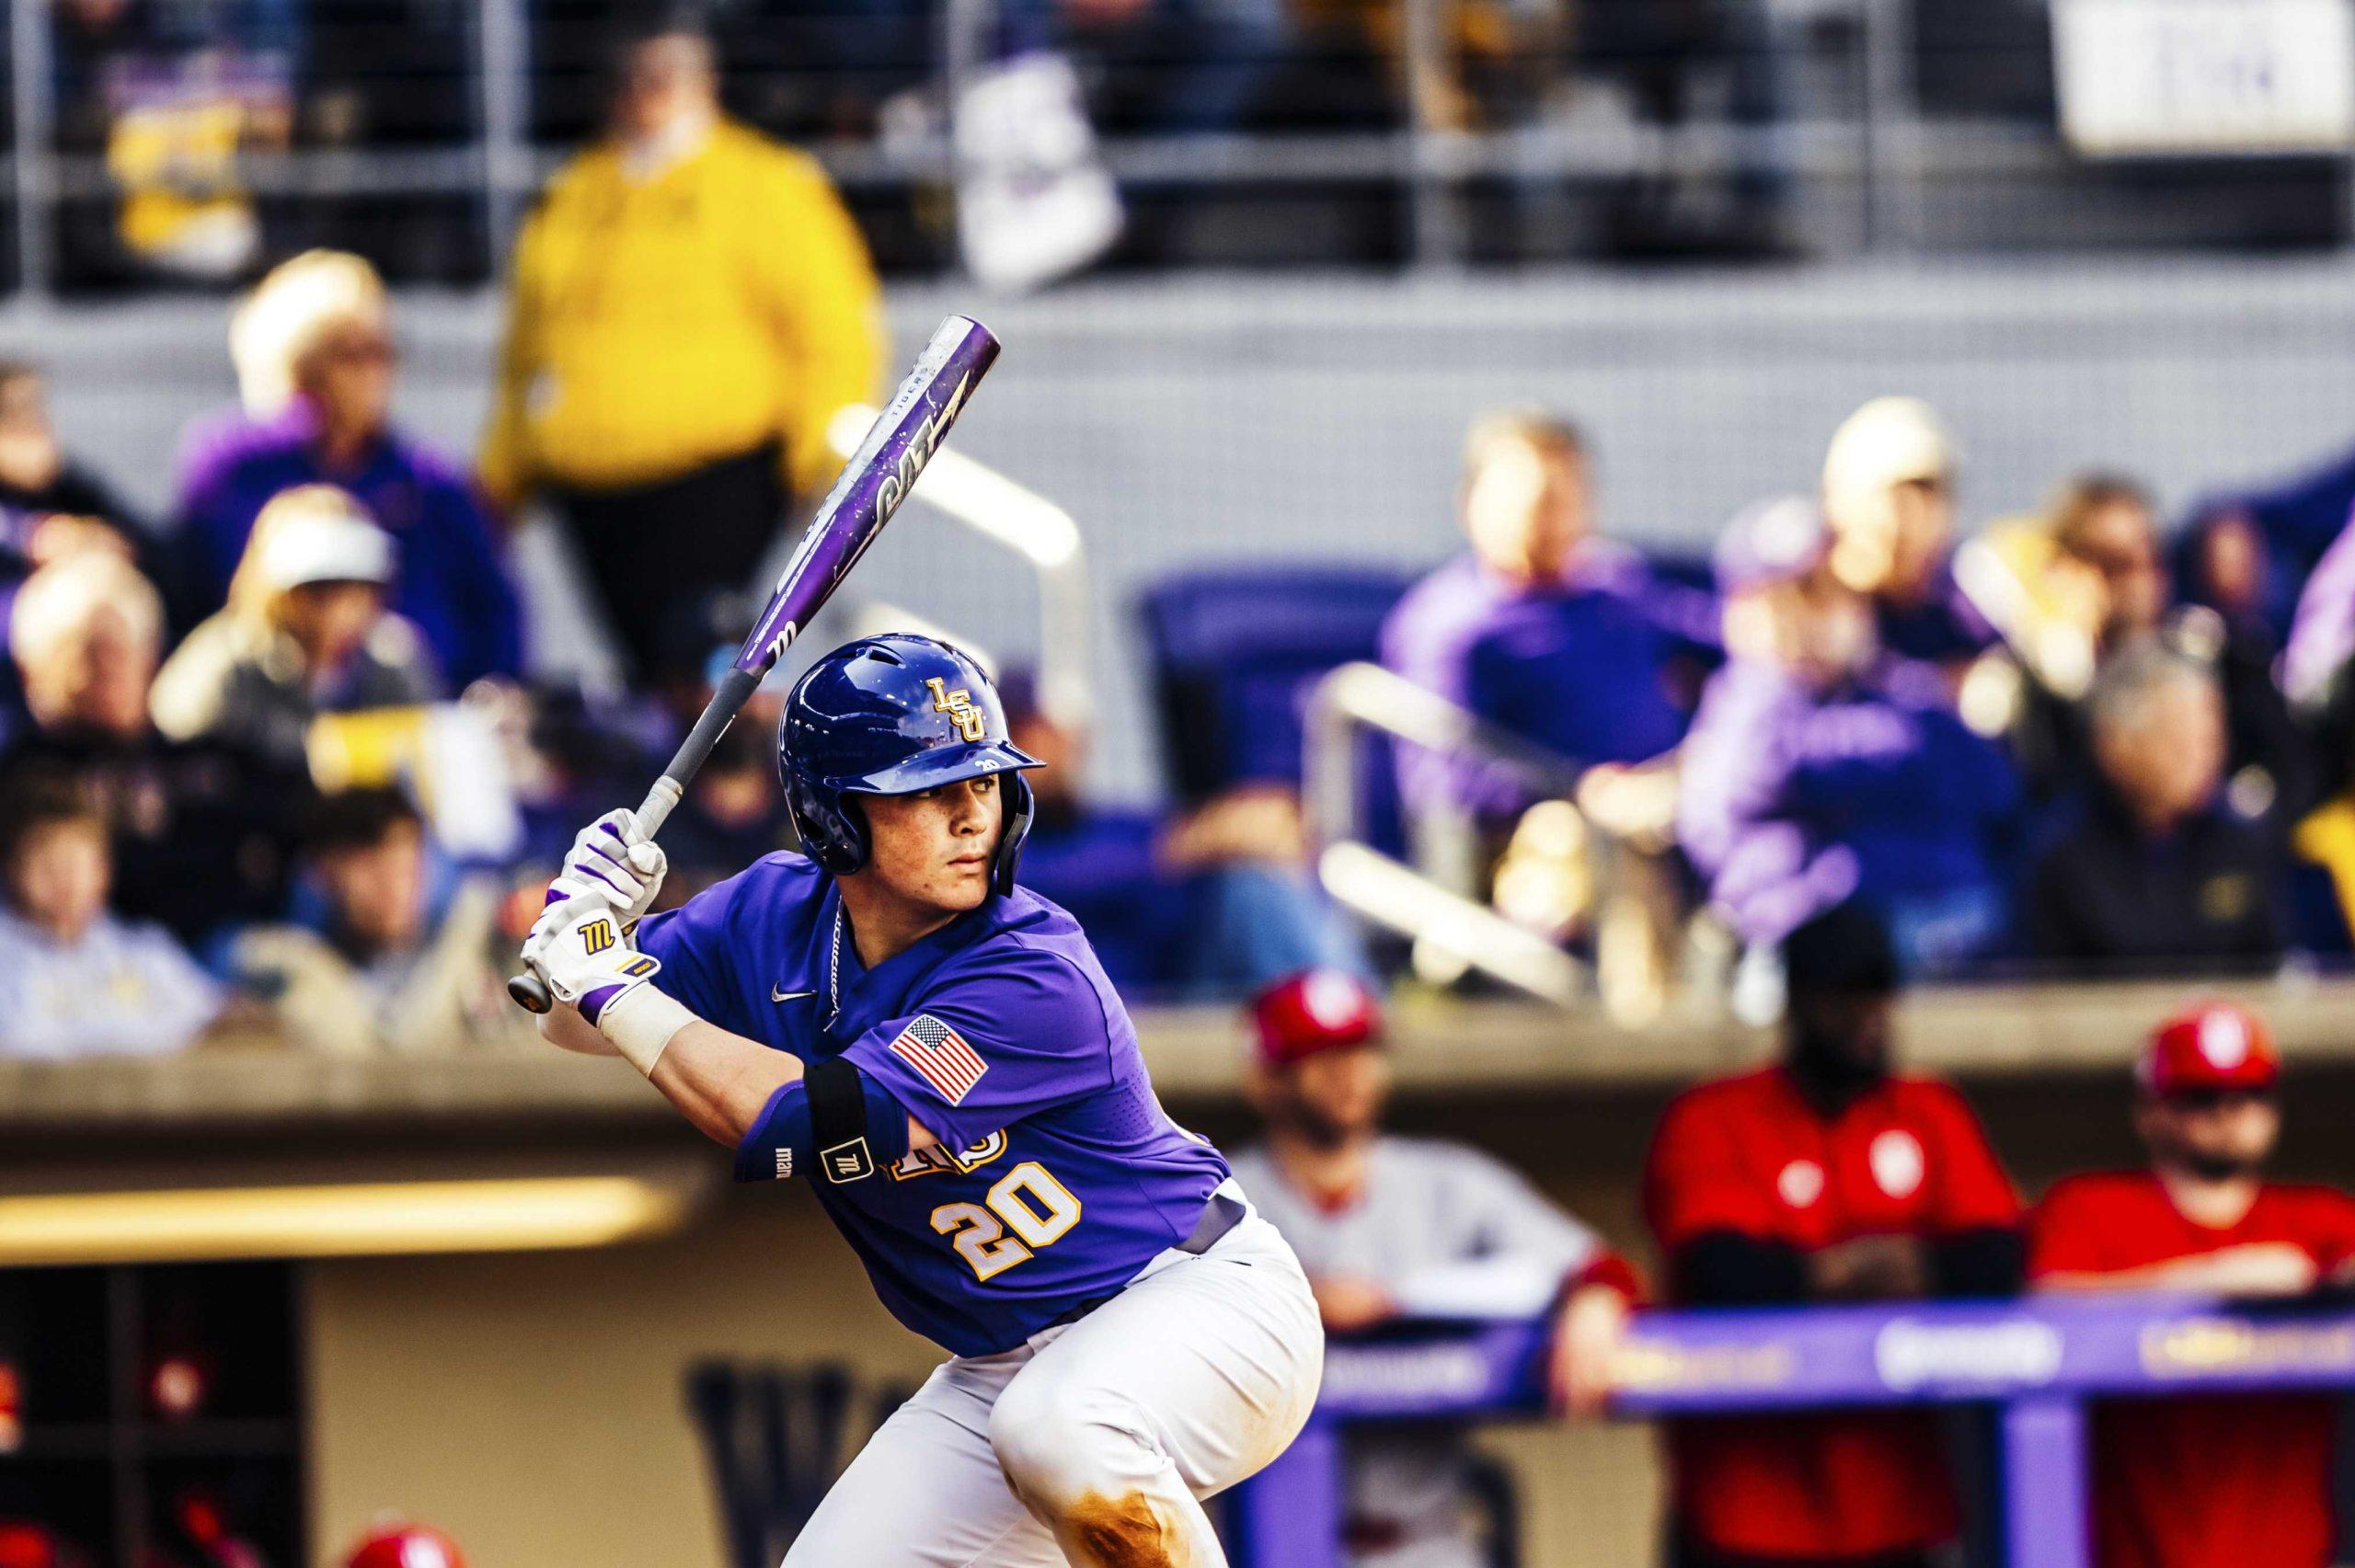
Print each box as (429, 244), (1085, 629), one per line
(508, 315), (1002, 1013)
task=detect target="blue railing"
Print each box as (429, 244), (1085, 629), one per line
(1224, 1297), (2355, 1568)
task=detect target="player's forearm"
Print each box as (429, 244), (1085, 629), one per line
(649, 1021), (807, 1146)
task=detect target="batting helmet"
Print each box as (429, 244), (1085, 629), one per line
(777, 634), (1040, 894)
(343, 1525), (465, 1568)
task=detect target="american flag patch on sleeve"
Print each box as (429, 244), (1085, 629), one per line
(889, 1014), (990, 1104)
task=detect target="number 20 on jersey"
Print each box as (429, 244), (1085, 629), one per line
(931, 1162), (1082, 1281)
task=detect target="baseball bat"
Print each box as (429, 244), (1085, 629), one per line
(509, 315), (1003, 1013)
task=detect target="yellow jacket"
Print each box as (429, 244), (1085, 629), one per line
(479, 120), (883, 508)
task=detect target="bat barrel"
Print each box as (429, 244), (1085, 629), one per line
(732, 316), (1000, 680)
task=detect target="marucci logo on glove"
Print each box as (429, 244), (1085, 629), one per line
(889, 1015), (989, 1104)
(579, 918), (617, 956)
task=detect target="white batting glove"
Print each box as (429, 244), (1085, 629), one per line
(545, 808), (668, 927)
(521, 897), (661, 1025)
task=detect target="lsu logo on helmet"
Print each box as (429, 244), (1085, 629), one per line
(925, 677), (988, 742)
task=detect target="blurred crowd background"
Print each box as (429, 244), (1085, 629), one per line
(5, 0), (2355, 1052)
(8, 0), (2355, 1562)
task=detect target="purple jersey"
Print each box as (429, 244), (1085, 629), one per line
(636, 853), (1231, 1356)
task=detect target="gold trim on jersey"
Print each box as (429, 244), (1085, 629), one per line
(888, 1130), (1009, 1181)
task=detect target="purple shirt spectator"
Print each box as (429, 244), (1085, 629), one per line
(1678, 657), (2020, 959)
(2182, 443), (2355, 639)
(1380, 545), (1716, 821)
(172, 399), (522, 688)
(1875, 557), (1997, 666)
(2282, 500), (2355, 709)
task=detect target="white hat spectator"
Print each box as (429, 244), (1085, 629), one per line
(1823, 395), (1954, 515)
(244, 486), (396, 595)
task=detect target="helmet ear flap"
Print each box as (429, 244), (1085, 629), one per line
(992, 771), (1035, 897)
(784, 771), (869, 876)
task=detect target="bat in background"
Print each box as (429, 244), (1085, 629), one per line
(509, 314), (1003, 1013)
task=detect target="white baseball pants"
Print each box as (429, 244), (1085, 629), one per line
(784, 1196), (1324, 1567)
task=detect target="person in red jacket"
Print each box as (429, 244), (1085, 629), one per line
(2028, 1001), (2355, 1568)
(1642, 899), (2024, 1568)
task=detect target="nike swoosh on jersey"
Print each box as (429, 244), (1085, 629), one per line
(771, 985), (819, 1002)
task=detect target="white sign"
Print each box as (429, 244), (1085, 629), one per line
(954, 52), (1124, 294)
(2054, 0), (2355, 155)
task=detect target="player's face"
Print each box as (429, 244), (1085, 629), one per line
(277, 581), (385, 673)
(317, 819), (426, 954)
(299, 318), (396, 437)
(2139, 1089), (2280, 1181)
(6, 818), (109, 943)
(1786, 989), (1893, 1090)
(858, 774), (1005, 916)
(1271, 1044), (1389, 1145)
(613, 35), (717, 139)
(2097, 674), (2225, 829)
(1463, 441), (1589, 587)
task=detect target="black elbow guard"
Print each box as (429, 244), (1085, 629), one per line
(732, 1059), (911, 1186)
(805, 1057), (911, 1184)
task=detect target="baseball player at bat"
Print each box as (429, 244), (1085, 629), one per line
(521, 634), (1324, 1567)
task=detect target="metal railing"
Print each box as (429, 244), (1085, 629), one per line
(0, 0), (2052, 302)
(1304, 659), (1627, 1009)
(6, 0), (2349, 298)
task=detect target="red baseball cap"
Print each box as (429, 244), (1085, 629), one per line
(1251, 970), (1381, 1066)
(0, 1523), (63, 1568)
(2138, 1002), (2279, 1097)
(344, 1526), (467, 1568)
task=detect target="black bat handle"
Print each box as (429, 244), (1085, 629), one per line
(507, 667), (767, 1014)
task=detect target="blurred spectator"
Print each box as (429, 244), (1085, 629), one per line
(479, 13), (883, 683)
(0, 361), (146, 544)
(152, 485), (437, 772)
(52, 0), (295, 284)
(1381, 410), (1711, 857)
(1009, 674), (1365, 998)
(1678, 497), (2018, 973)
(2022, 644), (2284, 975)
(172, 250), (522, 686)
(230, 787), (500, 1054)
(2030, 1002), (2355, 1568)
(2283, 507), (2355, 723)
(1821, 397), (1996, 668)
(1, 549), (310, 946)
(2180, 440), (2355, 645)
(0, 361), (152, 694)
(1975, 473), (2312, 816)
(0, 767), (220, 1059)
(2051, 475), (2171, 652)
(1229, 970), (1639, 1566)
(1642, 902), (2022, 1568)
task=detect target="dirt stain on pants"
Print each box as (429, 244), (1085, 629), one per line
(1058, 1490), (1191, 1568)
